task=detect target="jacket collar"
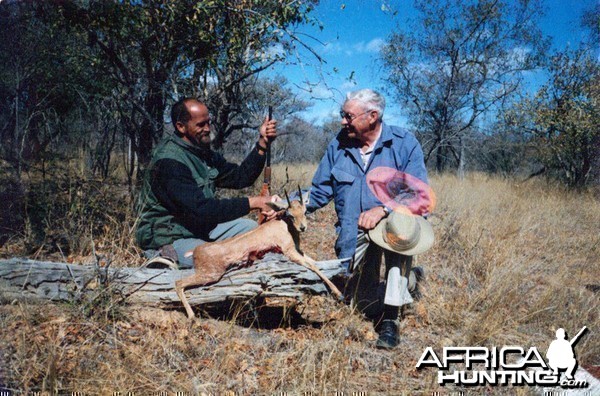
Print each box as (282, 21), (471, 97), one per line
(381, 122), (406, 142)
(344, 122), (398, 172)
(167, 133), (211, 158)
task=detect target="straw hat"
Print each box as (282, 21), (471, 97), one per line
(368, 210), (434, 256)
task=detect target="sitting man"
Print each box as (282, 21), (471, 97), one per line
(307, 89), (431, 349)
(136, 98), (277, 268)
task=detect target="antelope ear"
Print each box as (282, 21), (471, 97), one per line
(301, 190), (310, 205)
(266, 200), (289, 211)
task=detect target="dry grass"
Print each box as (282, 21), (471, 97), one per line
(427, 173), (599, 353)
(0, 167), (599, 394)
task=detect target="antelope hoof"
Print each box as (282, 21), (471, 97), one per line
(332, 289), (344, 301)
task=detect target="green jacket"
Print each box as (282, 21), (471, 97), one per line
(135, 134), (264, 250)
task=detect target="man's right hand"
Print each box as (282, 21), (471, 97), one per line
(248, 195), (277, 212)
(358, 206), (387, 231)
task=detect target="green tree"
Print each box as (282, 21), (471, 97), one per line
(58, 0), (319, 173)
(381, 0), (548, 174)
(581, 2), (599, 50)
(510, 50), (599, 187)
(0, 2), (101, 177)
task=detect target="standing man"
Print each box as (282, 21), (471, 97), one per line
(136, 98), (277, 269)
(307, 89), (429, 349)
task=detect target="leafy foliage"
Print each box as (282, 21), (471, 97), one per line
(509, 50), (600, 187)
(60, 0), (319, 166)
(0, 3), (102, 175)
(0, 0), (319, 179)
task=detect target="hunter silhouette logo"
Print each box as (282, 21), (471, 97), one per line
(546, 326), (587, 380)
(416, 326), (591, 388)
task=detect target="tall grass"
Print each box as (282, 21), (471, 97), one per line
(0, 168), (598, 393)
(426, 173), (599, 360)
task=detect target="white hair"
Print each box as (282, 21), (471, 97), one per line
(345, 89), (386, 121)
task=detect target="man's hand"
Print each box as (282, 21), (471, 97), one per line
(358, 206), (387, 231)
(249, 195), (283, 221)
(261, 195), (283, 222)
(248, 195), (274, 212)
(258, 116), (277, 150)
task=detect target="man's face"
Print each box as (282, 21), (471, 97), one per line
(340, 100), (376, 142)
(176, 101), (212, 147)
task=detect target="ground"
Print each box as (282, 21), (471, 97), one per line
(0, 170), (598, 394)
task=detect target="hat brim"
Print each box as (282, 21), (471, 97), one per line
(368, 215), (434, 256)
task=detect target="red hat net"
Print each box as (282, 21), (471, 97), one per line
(366, 167), (436, 216)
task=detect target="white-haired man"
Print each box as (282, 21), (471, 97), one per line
(307, 89), (429, 349)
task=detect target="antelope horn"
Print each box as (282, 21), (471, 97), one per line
(297, 185), (303, 205)
(284, 189), (291, 206)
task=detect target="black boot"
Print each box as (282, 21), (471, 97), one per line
(376, 319), (399, 349)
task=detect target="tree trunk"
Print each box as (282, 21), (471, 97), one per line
(0, 255), (348, 309)
(436, 145), (446, 173)
(457, 136), (465, 180)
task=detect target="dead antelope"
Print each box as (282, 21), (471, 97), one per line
(175, 187), (343, 318)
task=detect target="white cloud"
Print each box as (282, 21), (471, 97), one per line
(310, 84), (336, 100)
(366, 38), (385, 53)
(296, 81), (336, 101)
(508, 46), (532, 65)
(322, 37), (385, 56)
(322, 41), (344, 55)
(340, 81), (358, 91)
(352, 38), (385, 54)
(258, 43), (285, 61)
(300, 105), (340, 123)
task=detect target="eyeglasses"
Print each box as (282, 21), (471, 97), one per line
(339, 110), (372, 122)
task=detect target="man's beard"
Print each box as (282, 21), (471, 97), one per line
(192, 133), (211, 149)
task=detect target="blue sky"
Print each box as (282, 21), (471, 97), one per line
(268, 0), (596, 126)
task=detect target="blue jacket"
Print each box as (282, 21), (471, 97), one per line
(307, 123), (428, 259)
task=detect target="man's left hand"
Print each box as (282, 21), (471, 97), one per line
(358, 206), (387, 230)
(258, 116), (277, 148)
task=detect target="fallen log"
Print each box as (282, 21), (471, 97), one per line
(0, 254), (349, 309)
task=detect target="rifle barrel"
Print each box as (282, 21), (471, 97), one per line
(267, 106), (272, 168)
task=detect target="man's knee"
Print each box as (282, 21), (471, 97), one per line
(235, 218), (258, 234)
(209, 218), (258, 241)
(172, 238), (205, 269)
